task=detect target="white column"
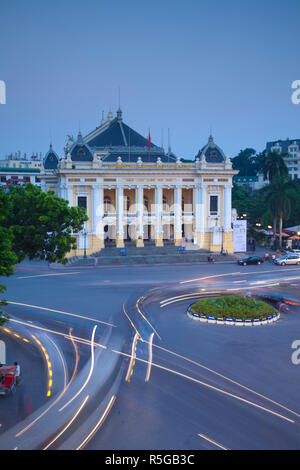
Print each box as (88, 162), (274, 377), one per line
(156, 185), (163, 235)
(137, 185), (143, 235)
(67, 185), (73, 207)
(117, 185), (124, 236)
(92, 185), (104, 235)
(223, 185), (232, 231)
(194, 185), (200, 232)
(174, 185), (182, 245)
(199, 185), (206, 232)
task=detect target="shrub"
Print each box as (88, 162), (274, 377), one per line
(190, 295), (276, 319)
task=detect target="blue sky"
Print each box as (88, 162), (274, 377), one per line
(0, 0), (299, 160)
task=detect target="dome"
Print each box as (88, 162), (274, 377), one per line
(70, 132), (93, 162)
(196, 135), (226, 163)
(43, 144), (59, 169)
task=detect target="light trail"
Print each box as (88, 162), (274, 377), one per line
(8, 318), (106, 350)
(145, 332), (154, 382)
(46, 334), (67, 391)
(146, 342), (300, 419)
(59, 325), (97, 412)
(136, 297), (161, 340)
(112, 350), (295, 424)
(180, 273), (238, 284)
(180, 268), (300, 285)
(15, 329), (81, 438)
(160, 291), (223, 307)
(15, 272), (81, 280)
(76, 395), (116, 450)
(7, 301), (115, 327)
(197, 433), (229, 450)
(31, 335), (53, 397)
(43, 395), (89, 450)
(122, 304), (142, 340)
(68, 327), (80, 384)
(125, 332), (139, 382)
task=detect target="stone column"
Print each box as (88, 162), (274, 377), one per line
(136, 185), (144, 247)
(222, 184), (233, 253)
(174, 185), (182, 246)
(223, 185), (232, 231)
(193, 185), (207, 249)
(67, 185), (73, 207)
(116, 185), (124, 248)
(92, 185), (104, 250)
(155, 185), (163, 247)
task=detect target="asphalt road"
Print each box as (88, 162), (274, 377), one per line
(1, 259), (300, 449)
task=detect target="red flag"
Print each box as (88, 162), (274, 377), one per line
(148, 129), (151, 151)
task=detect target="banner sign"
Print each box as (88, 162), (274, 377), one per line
(233, 220), (247, 252)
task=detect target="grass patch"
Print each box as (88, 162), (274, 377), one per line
(190, 295), (276, 320)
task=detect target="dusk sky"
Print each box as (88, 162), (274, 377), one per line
(0, 0), (300, 160)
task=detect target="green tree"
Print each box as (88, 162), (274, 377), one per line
(264, 177), (292, 248)
(5, 184), (88, 265)
(263, 152), (289, 182)
(232, 148), (257, 176)
(0, 190), (18, 324)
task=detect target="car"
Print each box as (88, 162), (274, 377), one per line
(238, 256), (264, 266)
(274, 254), (300, 266)
(285, 250), (300, 257)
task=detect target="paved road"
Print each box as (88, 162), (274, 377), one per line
(1, 260), (300, 449)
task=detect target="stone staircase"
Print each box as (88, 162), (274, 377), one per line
(68, 243), (237, 266)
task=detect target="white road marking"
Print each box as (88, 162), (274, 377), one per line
(15, 272), (80, 280)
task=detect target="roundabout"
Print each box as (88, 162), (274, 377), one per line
(187, 295), (280, 326)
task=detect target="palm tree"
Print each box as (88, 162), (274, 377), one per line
(263, 152), (289, 182)
(265, 176), (292, 248)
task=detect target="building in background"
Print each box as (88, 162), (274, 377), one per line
(0, 167), (41, 190)
(266, 139), (300, 180)
(234, 172), (269, 191)
(39, 109), (238, 256)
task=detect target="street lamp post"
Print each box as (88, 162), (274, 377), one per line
(82, 228), (87, 258)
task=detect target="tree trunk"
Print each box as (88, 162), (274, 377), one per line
(279, 215), (283, 249)
(273, 216), (277, 249)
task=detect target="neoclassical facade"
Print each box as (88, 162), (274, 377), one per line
(41, 109), (238, 256)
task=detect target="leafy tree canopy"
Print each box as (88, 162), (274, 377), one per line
(3, 184), (88, 265)
(232, 148), (265, 176)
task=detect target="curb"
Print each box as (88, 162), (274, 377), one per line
(187, 304), (280, 326)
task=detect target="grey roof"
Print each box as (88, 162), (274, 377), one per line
(84, 112), (159, 150)
(70, 132), (93, 162)
(196, 135), (226, 163)
(266, 139), (300, 153)
(43, 144), (59, 170)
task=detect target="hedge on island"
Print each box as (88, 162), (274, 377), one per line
(190, 295), (277, 320)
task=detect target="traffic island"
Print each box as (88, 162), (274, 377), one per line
(187, 295), (280, 326)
